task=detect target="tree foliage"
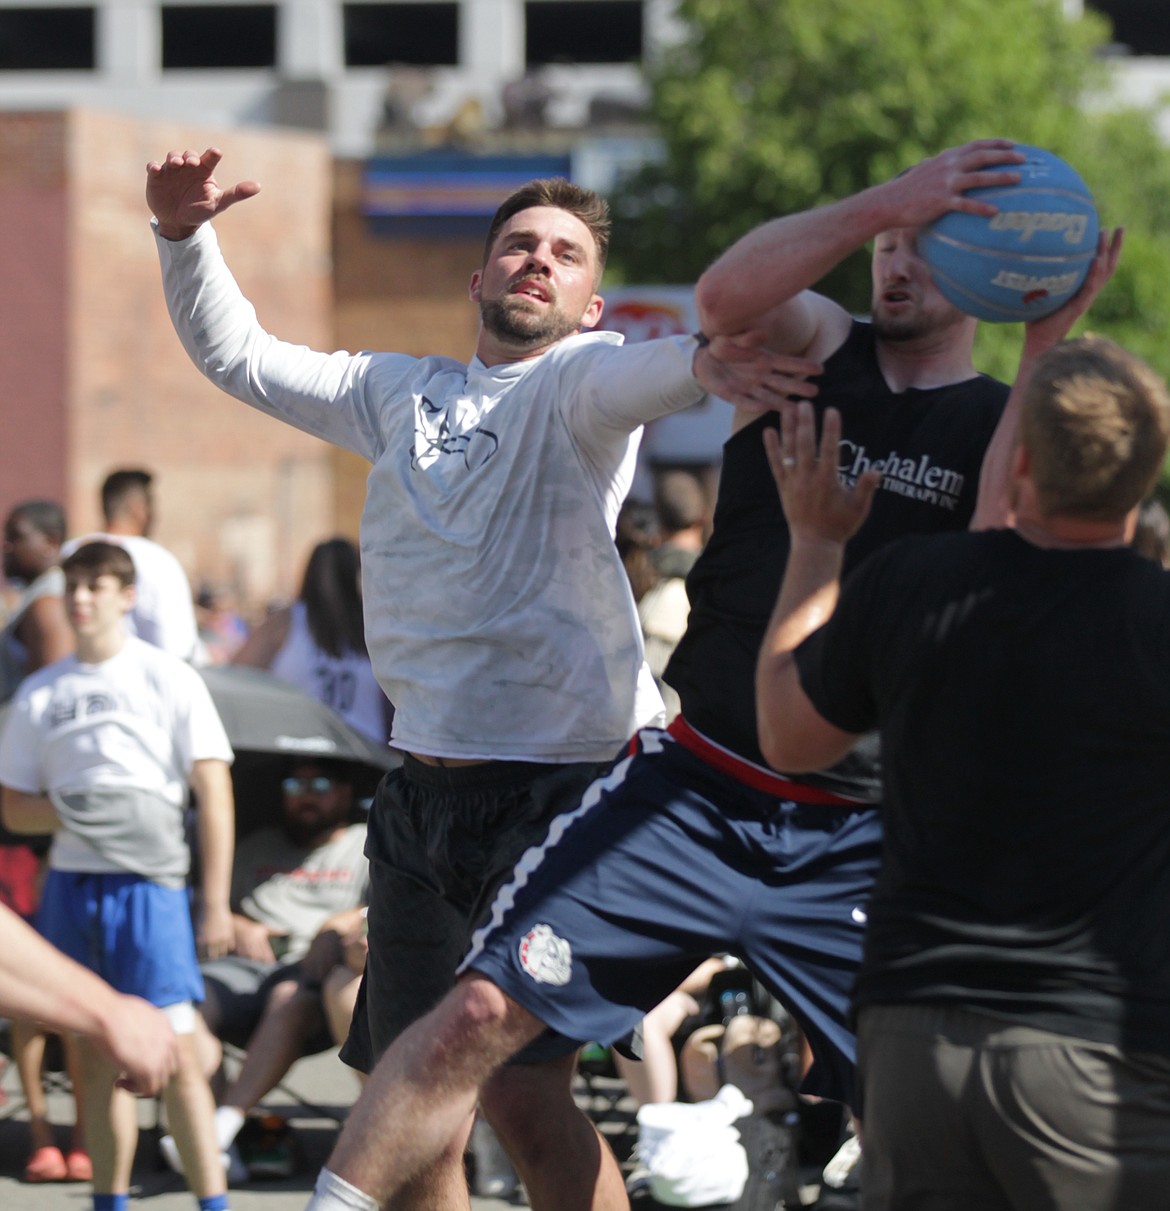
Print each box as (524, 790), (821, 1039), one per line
(609, 0), (1170, 383)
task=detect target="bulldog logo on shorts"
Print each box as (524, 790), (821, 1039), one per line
(518, 923), (572, 986)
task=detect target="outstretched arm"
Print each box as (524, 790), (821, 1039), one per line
(971, 227), (1124, 531)
(693, 331), (823, 416)
(696, 139), (1025, 357)
(755, 403), (877, 772)
(0, 900), (179, 1095)
(146, 147), (261, 241)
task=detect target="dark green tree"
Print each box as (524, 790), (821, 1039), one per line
(610, 0), (1170, 382)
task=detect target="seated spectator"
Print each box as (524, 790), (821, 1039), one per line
(232, 539), (392, 744)
(160, 757), (369, 1182)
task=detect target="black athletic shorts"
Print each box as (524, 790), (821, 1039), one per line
(340, 754), (611, 1074)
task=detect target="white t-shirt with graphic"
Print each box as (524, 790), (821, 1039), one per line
(0, 636), (233, 883)
(157, 223), (708, 761)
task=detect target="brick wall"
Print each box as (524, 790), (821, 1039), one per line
(0, 110), (335, 612)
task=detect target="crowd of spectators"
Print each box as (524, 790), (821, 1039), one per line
(0, 469), (388, 1192)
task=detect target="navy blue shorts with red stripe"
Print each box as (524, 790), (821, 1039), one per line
(460, 723), (882, 1107)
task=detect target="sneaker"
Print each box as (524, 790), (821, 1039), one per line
(159, 1134), (248, 1186)
(238, 1113), (296, 1180)
(821, 1132), (861, 1190)
(624, 1163), (654, 1200)
(816, 1130), (863, 1209)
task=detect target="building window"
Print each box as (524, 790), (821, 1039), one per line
(162, 5), (278, 69)
(0, 7), (95, 70)
(343, 3), (459, 67)
(525, 1), (642, 66)
(1090, 1), (1170, 55)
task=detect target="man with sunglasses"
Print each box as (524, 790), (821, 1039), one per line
(160, 758), (369, 1182)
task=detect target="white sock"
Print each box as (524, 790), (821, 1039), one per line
(214, 1106), (246, 1150)
(307, 1168), (380, 1211)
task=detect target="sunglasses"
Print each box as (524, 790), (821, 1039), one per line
(282, 776), (337, 797)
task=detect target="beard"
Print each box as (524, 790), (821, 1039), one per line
(481, 293), (582, 348)
(283, 803), (349, 847)
(871, 307), (933, 343)
(871, 292), (969, 344)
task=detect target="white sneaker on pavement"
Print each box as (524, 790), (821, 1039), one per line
(159, 1133), (248, 1186)
(821, 1131), (862, 1189)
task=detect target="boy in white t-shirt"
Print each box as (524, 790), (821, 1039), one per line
(0, 541), (236, 1211)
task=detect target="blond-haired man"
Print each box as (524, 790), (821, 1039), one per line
(757, 336), (1170, 1210)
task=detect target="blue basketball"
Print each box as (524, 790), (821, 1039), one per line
(916, 145), (1099, 323)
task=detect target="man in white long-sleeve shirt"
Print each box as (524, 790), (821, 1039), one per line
(145, 147), (807, 1211)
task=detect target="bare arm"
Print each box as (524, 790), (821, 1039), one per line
(971, 228), (1124, 531)
(17, 595), (74, 671)
(0, 900), (179, 1095)
(0, 785), (59, 834)
(189, 758), (235, 960)
(696, 140), (1024, 355)
(755, 404), (878, 772)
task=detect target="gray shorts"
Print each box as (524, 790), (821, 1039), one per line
(201, 955), (332, 1053)
(857, 1002), (1170, 1211)
(340, 755), (611, 1074)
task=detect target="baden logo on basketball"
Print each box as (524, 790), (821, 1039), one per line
(518, 923), (572, 985)
(988, 210), (1090, 245)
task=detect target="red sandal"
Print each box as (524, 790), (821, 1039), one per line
(24, 1145), (68, 1183)
(64, 1149), (93, 1182)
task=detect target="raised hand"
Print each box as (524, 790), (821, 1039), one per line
(764, 402), (880, 547)
(694, 330), (823, 412)
(145, 147), (260, 240)
(879, 138), (1025, 229)
(1023, 227), (1124, 357)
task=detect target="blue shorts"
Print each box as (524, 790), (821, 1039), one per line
(37, 869), (205, 1009)
(461, 726), (882, 1106)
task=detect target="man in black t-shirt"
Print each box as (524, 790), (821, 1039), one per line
(758, 336), (1170, 1210)
(302, 144), (1119, 1211)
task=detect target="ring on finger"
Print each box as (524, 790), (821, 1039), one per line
(781, 457), (796, 468)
